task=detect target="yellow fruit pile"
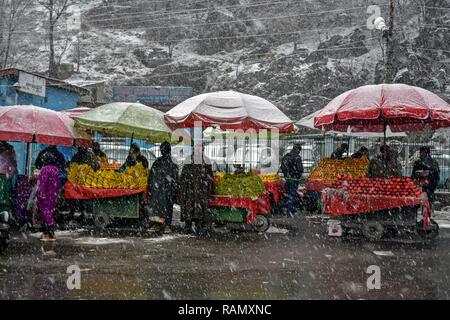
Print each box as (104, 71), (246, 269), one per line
(260, 174), (281, 183)
(68, 163), (149, 189)
(215, 173), (265, 197)
(308, 157), (369, 183)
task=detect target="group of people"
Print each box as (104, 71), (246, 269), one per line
(147, 143), (215, 235)
(0, 139), (217, 240)
(0, 138), (443, 240)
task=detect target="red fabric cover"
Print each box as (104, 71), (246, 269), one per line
(321, 189), (431, 227)
(305, 179), (334, 192)
(209, 193), (271, 223)
(314, 84), (450, 132)
(0, 105), (91, 147)
(264, 180), (285, 203)
(64, 182), (146, 199)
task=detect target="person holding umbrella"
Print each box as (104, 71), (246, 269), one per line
(147, 142), (179, 234)
(411, 146), (440, 206)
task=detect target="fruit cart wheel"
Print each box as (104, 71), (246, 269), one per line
(417, 220), (439, 240)
(94, 212), (110, 230)
(252, 215), (270, 233)
(361, 221), (384, 241)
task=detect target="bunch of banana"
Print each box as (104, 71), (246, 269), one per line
(67, 163), (149, 189)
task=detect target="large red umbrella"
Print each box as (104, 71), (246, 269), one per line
(164, 91), (294, 132)
(0, 105), (91, 147)
(314, 84), (450, 133)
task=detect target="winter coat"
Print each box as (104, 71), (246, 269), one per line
(178, 159), (214, 222)
(121, 154), (149, 171)
(71, 149), (100, 170)
(0, 144), (17, 178)
(280, 152), (304, 181)
(147, 155), (179, 217)
(366, 155), (402, 178)
(411, 157), (440, 192)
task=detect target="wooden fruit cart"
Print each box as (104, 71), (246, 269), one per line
(64, 182), (147, 230)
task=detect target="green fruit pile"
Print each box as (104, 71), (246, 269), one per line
(215, 173), (265, 198)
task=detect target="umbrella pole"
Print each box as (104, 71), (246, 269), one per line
(25, 142), (33, 177)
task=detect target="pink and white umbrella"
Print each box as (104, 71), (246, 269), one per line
(164, 91), (294, 133)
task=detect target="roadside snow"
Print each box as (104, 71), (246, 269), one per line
(75, 237), (133, 245)
(143, 234), (194, 243)
(266, 226), (289, 234)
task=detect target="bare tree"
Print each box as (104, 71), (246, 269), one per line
(38, 0), (72, 77)
(0, 0), (33, 69)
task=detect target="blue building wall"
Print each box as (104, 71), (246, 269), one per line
(0, 75), (80, 110)
(0, 73), (82, 174)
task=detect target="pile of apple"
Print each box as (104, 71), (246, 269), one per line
(331, 175), (422, 198)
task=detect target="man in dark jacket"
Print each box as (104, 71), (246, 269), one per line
(351, 146), (369, 159)
(147, 142), (179, 234)
(120, 143), (149, 171)
(411, 146), (440, 205)
(70, 147), (100, 171)
(331, 143), (349, 159)
(179, 144), (215, 234)
(280, 143), (304, 216)
(35, 145), (66, 171)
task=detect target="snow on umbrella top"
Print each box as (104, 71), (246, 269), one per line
(0, 105), (92, 147)
(75, 102), (172, 143)
(164, 90), (294, 133)
(314, 84), (450, 133)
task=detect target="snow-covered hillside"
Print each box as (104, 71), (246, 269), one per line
(5, 0), (450, 121)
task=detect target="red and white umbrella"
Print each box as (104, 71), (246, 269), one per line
(314, 84), (450, 134)
(0, 105), (91, 147)
(164, 91), (294, 132)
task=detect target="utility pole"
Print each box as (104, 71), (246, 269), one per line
(383, 0), (395, 83)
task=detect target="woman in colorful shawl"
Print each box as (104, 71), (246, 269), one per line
(37, 153), (61, 241)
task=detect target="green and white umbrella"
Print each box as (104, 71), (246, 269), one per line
(75, 102), (173, 143)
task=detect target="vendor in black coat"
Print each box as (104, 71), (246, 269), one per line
(147, 142), (179, 233)
(411, 146), (440, 205)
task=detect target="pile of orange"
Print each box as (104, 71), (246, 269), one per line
(308, 157), (369, 183)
